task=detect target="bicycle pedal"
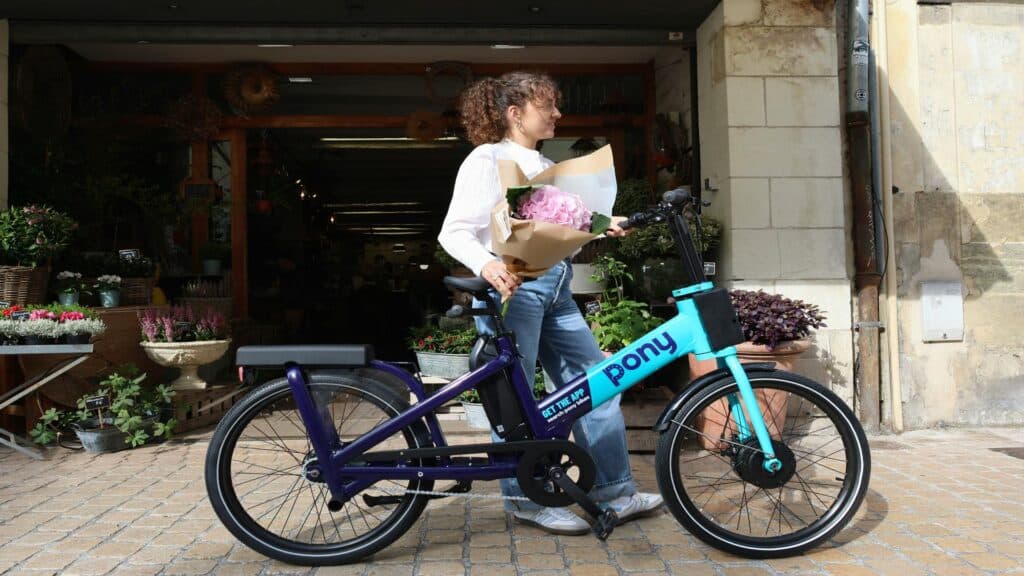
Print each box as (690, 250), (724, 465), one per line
(592, 509), (617, 540)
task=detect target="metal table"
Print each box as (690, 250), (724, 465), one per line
(0, 344), (93, 459)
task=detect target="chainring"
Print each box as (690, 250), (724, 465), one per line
(515, 441), (596, 507)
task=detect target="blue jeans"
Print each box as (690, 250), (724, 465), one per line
(474, 259), (636, 511)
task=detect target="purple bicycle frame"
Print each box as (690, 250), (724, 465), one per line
(284, 331), (597, 504)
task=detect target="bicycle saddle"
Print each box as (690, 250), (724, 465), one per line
(443, 276), (492, 298)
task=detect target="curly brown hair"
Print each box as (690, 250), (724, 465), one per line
(459, 71), (561, 146)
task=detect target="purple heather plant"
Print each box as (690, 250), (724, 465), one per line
(139, 305), (228, 343)
(729, 289), (826, 349)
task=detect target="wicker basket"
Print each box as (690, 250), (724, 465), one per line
(0, 265), (50, 306)
(121, 277), (156, 305)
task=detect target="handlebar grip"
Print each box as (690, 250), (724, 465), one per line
(662, 187), (692, 205)
(620, 212), (647, 230)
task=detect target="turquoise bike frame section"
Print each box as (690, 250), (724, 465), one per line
(536, 281), (781, 469)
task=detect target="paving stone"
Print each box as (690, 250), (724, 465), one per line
(419, 561), (466, 576)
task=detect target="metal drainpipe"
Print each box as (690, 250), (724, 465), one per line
(847, 0), (882, 432)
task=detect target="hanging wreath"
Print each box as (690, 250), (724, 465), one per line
(223, 65), (280, 116)
(165, 95), (223, 141)
(424, 61), (473, 108)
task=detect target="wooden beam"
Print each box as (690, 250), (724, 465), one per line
(89, 61), (653, 76)
(229, 129), (249, 319)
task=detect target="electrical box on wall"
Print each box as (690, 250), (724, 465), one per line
(920, 281), (964, 342)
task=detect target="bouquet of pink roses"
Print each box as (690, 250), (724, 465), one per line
(491, 146), (616, 278)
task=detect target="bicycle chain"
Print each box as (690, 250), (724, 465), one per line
(373, 484), (531, 502)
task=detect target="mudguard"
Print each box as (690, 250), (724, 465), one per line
(652, 362), (777, 432)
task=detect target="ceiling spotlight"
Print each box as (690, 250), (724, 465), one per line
(490, 44), (526, 50)
(419, 264), (430, 271)
(300, 191), (306, 199)
(257, 44), (293, 48)
(136, 40), (150, 45)
(330, 215), (336, 223)
(529, 4), (543, 13)
(288, 77), (314, 83)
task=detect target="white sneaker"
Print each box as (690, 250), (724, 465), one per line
(604, 492), (664, 525)
(512, 507), (590, 535)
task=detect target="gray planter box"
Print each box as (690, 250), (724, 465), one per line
(414, 351), (470, 380)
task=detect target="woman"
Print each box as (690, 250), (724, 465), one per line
(438, 71), (663, 535)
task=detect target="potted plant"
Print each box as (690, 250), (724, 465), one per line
(29, 366), (177, 453)
(94, 275), (123, 307)
(22, 309), (59, 345)
(117, 255), (157, 306)
(55, 271), (89, 306)
(616, 217), (721, 302)
(584, 255), (664, 355)
(138, 305), (231, 390)
(694, 289), (827, 449)
(408, 325), (476, 381)
(0, 205), (78, 306)
(55, 310), (106, 344)
(199, 241), (231, 276)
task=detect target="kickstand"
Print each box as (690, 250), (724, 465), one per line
(549, 466), (618, 540)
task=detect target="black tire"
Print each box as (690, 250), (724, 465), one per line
(205, 372), (433, 565)
(655, 369), (870, 558)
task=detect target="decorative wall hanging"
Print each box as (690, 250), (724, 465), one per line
(223, 65), (280, 116)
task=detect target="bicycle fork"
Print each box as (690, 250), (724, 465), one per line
(722, 355), (783, 473)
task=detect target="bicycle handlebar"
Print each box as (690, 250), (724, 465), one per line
(618, 187), (694, 231)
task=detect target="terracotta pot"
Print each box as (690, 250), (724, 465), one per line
(694, 340), (809, 450)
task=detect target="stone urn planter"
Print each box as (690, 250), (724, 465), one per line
(694, 339), (809, 450)
(140, 339), (232, 390)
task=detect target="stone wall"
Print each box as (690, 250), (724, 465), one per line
(697, 0), (854, 402)
(888, 2), (1024, 427)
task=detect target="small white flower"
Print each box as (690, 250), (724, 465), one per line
(57, 271), (81, 280)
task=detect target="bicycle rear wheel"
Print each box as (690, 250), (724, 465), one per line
(655, 369), (870, 558)
(205, 372), (433, 565)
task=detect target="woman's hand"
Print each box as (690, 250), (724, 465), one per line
(605, 216), (634, 238)
(481, 260), (522, 301)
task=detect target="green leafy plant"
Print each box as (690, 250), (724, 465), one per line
(616, 217), (722, 262)
(0, 205), (78, 267)
(30, 365), (177, 448)
(585, 255), (663, 352)
(433, 244), (460, 269)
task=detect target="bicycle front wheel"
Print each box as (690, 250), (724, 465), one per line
(655, 369), (870, 558)
(205, 372), (433, 565)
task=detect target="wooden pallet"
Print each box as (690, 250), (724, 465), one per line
(174, 383), (247, 433)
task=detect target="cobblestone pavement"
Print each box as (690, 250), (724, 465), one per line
(1, 426), (1023, 576)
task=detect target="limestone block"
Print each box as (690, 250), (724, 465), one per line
(951, 4), (1023, 71)
(763, 0), (835, 27)
(886, 0), (925, 194)
(915, 191), (961, 270)
(962, 242), (1024, 295)
(726, 77), (765, 126)
(729, 127), (842, 177)
(775, 279), (853, 330)
(771, 178), (845, 228)
(725, 27), (837, 76)
(959, 194), (1024, 244)
(729, 229), (781, 279)
(778, 228), (848, 279)
(765, 77), (839, 127)
(964, 294), (1024, 347)
(730, 178), (770, 228)
(724, 0), (762, 26)
(917, 5), (958, 193)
